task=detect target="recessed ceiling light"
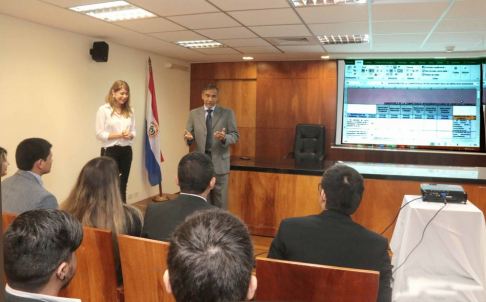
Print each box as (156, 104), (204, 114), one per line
(243, 57), (254, 60)
(321, 55), (330, 59)
(317, 35), (369, 44)
(174, 40), (226, 49)
(292, 0), (367, 7)
(445, 46), (455, 53)
(69, 1), (156, 22)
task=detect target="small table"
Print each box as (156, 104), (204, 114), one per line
(390, 195), (486, 301)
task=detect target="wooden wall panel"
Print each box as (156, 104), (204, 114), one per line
(230, 127), (256, 157)
(256, 78), (310, 129)
(257, 61), (310, 79)
(216, 80), (256, 128)
(215, 62), (256, 79)
(255, 128), (295, 158)
(191, 63), (215, 80)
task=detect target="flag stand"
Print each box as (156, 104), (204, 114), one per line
(152, 183), (170, 202)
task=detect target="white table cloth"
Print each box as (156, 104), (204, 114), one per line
(390, 195), (486, 302)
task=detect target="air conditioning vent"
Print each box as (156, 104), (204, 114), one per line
(274, 37), (311, 45)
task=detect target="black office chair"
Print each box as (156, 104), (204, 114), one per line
(285, 124), (325, 161)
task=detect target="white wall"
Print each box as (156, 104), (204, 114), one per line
(0, 14), (190, 204)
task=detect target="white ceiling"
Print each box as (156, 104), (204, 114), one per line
(1, 0), (486, 63)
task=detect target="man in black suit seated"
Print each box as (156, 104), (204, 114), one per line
(142, 152), (218, 241)
(267, 164), (392, 302)
(163, 210), (257, 302)
(4, 209), (83, 302)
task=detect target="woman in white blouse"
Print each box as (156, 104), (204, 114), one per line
(96, 80), (136, 203)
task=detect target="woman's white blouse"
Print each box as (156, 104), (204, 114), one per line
(96, 104), (136, 148)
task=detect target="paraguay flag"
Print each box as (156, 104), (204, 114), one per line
(145, 57), (164, 186)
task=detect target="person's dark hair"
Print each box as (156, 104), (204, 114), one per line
(168, 210), (254, 302)
(201, 84), (219, 96)
(178, 152), (214, 194)
(0, 147), (7, 162)
(15, 138), (52, 171)
(4, 209), (83, 292)
(321, 164), (364, 215)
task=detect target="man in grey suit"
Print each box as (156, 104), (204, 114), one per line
(2, 138), (58, 214)
(142, 152), (218, 241)
(184, 84), (239, 209)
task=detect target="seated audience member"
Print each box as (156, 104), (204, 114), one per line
(142, 152), (217, 241)
(164, 210), (257, 302)
(60, 156), (143, 285)
(1, 147), (10, 177)
(267, 164), (392, 302)
(4, 209), (83, 302)
(2, 138), (58, 214)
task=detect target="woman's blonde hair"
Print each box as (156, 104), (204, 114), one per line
(105, 80), (132, 118)
(60, 156), (142, 253)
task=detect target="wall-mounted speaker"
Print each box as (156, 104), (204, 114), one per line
(90, 41), (109, 62)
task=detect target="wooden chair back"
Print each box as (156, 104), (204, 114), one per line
(59, 226), (122, 302)
(118, 235), (175, 302)
(2, 212), (18, 233)
(256, 257), (379, 302)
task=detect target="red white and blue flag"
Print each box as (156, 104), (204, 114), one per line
(145, 57), (164, 186)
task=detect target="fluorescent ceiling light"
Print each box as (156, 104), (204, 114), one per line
(174, 40), (226, 49)
(321, 55), (330, 59)
(243, 57), (254, 60)
(317, 35), (369, 44)
(292, 0), (367, 7)
(69, 1), (156, 22)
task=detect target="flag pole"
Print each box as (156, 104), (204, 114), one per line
(146, 57), (170, 203)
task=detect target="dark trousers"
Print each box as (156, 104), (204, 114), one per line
(101, 146), (132, 203)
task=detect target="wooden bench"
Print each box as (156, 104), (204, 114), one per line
(256, 257), (380, 302)
(2, 212), (18, 233)
(59, 226), (123, 302)
(118, 235), (175, 302)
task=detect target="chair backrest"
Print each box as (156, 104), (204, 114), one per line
(256, 257), (379, 302)
(59, 226), (121, 302)
(293, 124), (325, 161)
(2, 212), (18, 233)
(118, 235), (175, 302)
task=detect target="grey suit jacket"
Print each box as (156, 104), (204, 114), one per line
(1, 170), (58, 214)
(186, 105), (239, 175)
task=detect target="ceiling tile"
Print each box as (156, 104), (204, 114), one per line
(445, 0), (486, 19)
(373, 21), (435, 34)
(235, 46), (281, 54)
(115, 18), (184, 33)
(249, 25), (311, 37)
(228, 8), (301, 26)
(167, 13), (240, 29)
(149, 31), (208, 42)
(128, 0), (220, 17)
(373, 34), (427, 44)
(427, 32), (483, 44)
(195, 27), (257, 39)
(297, 5), (368, 24)
(420, 43), (479, 52)
(323, 43), (371, 53)
(40, 0), (112, 8)
(309, 22), (369, 36)
(372, 3), (449, 21)
(372, 44), (422, 52)
(217, 38), (271, 47)
(195, 47), (242, 55)
(435, 19), (486, 33)
(207, 0), (289, 11)
(277, 45), (325, 53)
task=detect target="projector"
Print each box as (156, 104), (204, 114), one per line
(420, 184), (467, 204)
